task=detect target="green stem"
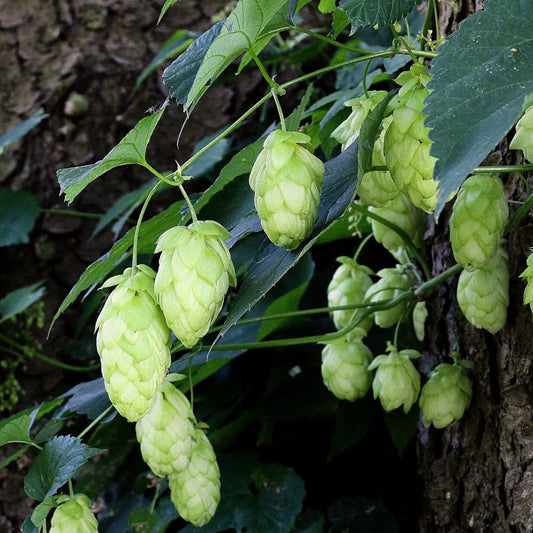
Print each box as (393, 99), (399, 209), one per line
(420, 0), (437, 50)
(472, 164), (533, 173)
(353, 232), (373, 262)
(178, 184), (199, 224)
(271, 88), (287, 131)
(504, 189), (533, 235)
(292, 26), (376, 55)
(68, 479), (74, 498)
(249, 47), (282, 93)
(77, 405), (114, 440)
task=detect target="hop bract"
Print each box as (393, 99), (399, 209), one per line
(50, 494), (98, 533)
(450, 174), (508, 270)
(95, 265), (171, 422)
(419, 363), (472, 429)
(154, 220), (236, 348)
(321, 330), (373, 401)
(249, 129), (324, 250)
(368, 344), (421, 413)
(457, 248), (509, 333)
(519, 249), (533, 313)
(169, 427), (221, 527)
(327, 257), (374, 332)
(136, 378), (196, 477)
(509, 106), (533, 162)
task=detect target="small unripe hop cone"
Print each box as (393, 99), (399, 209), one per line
(520, 249), (533, 313)
(509, 105), (533, 162)
(50, 494), (98, 533)
(249, 130), (324, 250)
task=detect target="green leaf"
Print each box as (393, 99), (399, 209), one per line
(186, 0), (290, 109)
(425, 0), (533, 216)
(21, 515), (39, 533)
(129, 508), (158, 531)
(0, 189), (40, 246)
(328, 497), (399, 532)
(0, 412), (33, 446)
(30, 497), (56, 528)
(339, 0), (418, 33)
(0, 281), (45, 324)
(57, 378), (113, 422)
(158, 0), (181, 24)
(0, 445), (30, 470)
(57, 107), (166, 204)
(0, 108), (47, 153)
(24, 435), (101, 501)
(383, 406), (418, 457)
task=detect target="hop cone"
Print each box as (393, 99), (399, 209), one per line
(321, 330), (373, 401)
(384, 64), (438, 213)
(364, 265), (414, 328)
(332, 90), (388, 151)
(450, 174), (508, 270)
(169, 428), (220, 527)
(50, 494), (98, 533)
(327, 257), (374, 332)
(136, 378), (196, 477)
(154, 220), (236, 348)
(509, 106), (533, 162)
(457, 248), (509, 333)
(368, 344), (421, 413)
(419, 363), (472, 429)
(412, 301), (428, 342)
(519, 249), (533, 313)
(95, 265), (171, 422)
(249, 130), (324, 250)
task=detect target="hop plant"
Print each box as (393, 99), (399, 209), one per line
(419, 362), (473, 429)
(321, 329), (373, 401)
(154, 220), (236, 348)
(384, 63), (438, 213)
(364, 264), (414, 328)
(509, 105), (533, 162)
(519, 249), (533, 313)
(327, 257), (374, 332)
(169, 427), (221, 527)
(249, 129), (324, 250)
(457, 248), (509, 333)
(368, 344), (421, 413)
(450, 174), (508, 270)
(95, 265), (171, 422)
(50, 494), (98, 533)
(412, 301), (428, 342)
(136, 377), (196, 477)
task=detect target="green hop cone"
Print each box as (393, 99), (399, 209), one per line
(364, 264), (414, 328)
(384, 64), (438, 213)
(327, 257), (374, 332)
(321, 330), (373, 401)
(450, 174), (508, 270)
(332, 90), (388, 151)
(457, 247), (509, 333)
(519, 249), (533, 313)
(509, 105), (533, 162)
(412, 301), (428, 342)
(249, 129), (325, 250)
(368, 343), (421, 413)
(169, 427), (221, 527)
(419, 362), (472, 429)
(50, 494), (98, 533)
(95, 265), (171, 422)
(154, 220), (237, 348)
(136, 377), (196, 477)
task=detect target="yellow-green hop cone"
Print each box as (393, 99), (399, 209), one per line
(169, 427), (220, 527)
(154, 220), (237, 348)
(249, 130), (324, 250)
(327, 257), (374, 332)
(50, 494), (98, 533)
(368, 344), (421, 413)
(450, 174), (508, 271)
(136, 378), (196, 477)
(457, 248), (509, 333)
(509, 106), (533, 162)
(419, 363), (472, 429)
(321, 330), (373, 401)
(412, 301), (428, 342)
(384, 64), (438, 213)
(95, 265), (171, 422)
(519, 249), (533, 313)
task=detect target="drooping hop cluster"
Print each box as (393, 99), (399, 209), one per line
(419, 362), (472, 429)
(384, 63), (438, 213)
(519, 249), (533, 313)
(327, 256), (374, 332)
(321, 329), (373, 401)
(450, 174), (508, 270)
(249, 129), (325, 250)
(95, 265), (171, 422)
(457, 248), (509, 333)
(368, 344), (421, 413)
(154, 220), (236, 348)
(169, 427), (221, 528)
(50, 494), (98, 533)
(509, 105), (533, 162)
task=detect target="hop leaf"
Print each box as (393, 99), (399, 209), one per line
(419, 363), (472, 429)
(450, 174), (508, 271)
(136, 378), (196, 477)
(519, 249), (533, 313)
(154, 220), (237, 348)
(50, 494), (98, 533)
(169, 427), (220, 527)
(95, 265), (171, 422)
(249, 130), (324, 250)
(509, 106), (533, 162)
(457, 248), (509, 333)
